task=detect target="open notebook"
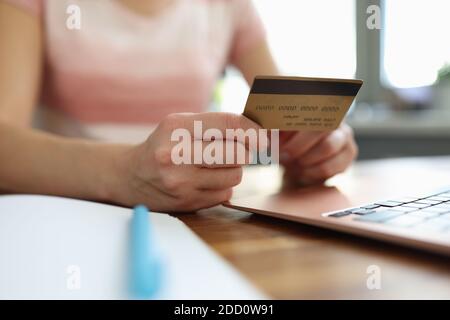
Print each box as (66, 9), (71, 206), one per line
(0, 195), (265, 299)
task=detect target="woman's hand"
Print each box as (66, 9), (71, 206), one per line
(113, 112), (264, 212)
(279, 123), (358, 186)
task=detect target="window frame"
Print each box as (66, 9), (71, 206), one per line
(355, 0), (386, 104)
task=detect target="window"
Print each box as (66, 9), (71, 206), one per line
(220, 0), (356, 113)
(256, 0), (356, 78)
(383, 0), (450, 88)
(219, 0), (450, 112)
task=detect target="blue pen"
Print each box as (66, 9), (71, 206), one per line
(130, 205), (163, 299)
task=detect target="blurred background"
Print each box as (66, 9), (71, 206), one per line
(217, 0), (450, 160)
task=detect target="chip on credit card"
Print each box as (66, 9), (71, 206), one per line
(243, 76), (363, 131)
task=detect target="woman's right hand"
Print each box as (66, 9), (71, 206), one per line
(113, 112), (265, 212)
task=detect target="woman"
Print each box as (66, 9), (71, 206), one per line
(0, 0), (357, 212)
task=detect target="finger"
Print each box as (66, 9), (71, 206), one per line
(199, 140), (254, 168)
(280, 130), (329, 160)
(195, 188), (234, 209)
(296, 127), (348, 167)
(194, 112), (262, 135)
(167, 112), (268, 151)
(296, 144), (357, 183)
(279, 131), (296, 144)
(171, 140), (254, 168)
(194, 167), (243, 190)
(177, 188), (233, 211)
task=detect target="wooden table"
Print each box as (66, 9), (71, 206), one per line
(176, 156), (450, 299)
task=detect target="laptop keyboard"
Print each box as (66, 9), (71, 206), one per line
(327, 190), (450, 234)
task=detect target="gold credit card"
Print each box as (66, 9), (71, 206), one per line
(243, 76), (363, 131)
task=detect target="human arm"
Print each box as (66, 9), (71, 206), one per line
(0, 2), (260, 211)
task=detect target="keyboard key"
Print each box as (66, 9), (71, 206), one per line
(350, 208), (376, 215)
(355, 210), (403, 223)
(409, 210), (440, 219)
(413, 217), (450, 233)
(375, 200), (404, 207)
(427, 196), (450, 202)
(361, 204), (380, 210)
(401, 202), (432, 209)
(385, 215), (425, 228)
(391, 197), (419, 203)
(419, 207), (450, 214)
(328, 211), (351, 218)
(434, 203), (450, 210)
(397, 206), (421, 213)
(414, 199), (442, 205)
(437, 193), (450, 199)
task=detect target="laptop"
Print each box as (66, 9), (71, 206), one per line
(224, 186), (450, 256)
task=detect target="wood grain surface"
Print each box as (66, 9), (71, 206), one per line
(176, 156), (450, 299)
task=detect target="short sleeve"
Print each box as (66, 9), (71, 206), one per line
(2, 0), (44, 16)
(229, 0), (266, 64)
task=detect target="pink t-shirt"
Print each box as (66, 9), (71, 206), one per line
(5, 0), (265, 124)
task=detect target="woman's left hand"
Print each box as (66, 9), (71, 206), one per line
(279, 123), (358, 185)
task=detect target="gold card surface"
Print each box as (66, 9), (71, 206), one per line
(243, 76), (363, 131)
